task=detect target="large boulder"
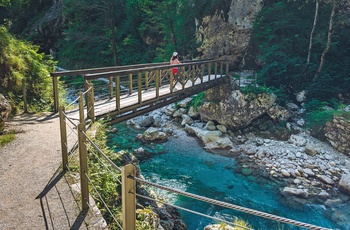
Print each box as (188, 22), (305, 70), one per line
(137, 127), (168, 142)
(197, 87), (282, 130)
(324, 115), (350, 156)
(339, 174), (350, 195)
(0, 94), (11, 133)
(185, 125), (233, 150)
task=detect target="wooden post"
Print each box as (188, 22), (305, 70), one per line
(137, 71), (142, 105)
(170, 70), (174, 93)
(84, 78), (89, 108)
(214, 62), (218, 79)
(145, 71), (149, 90)
(201, 64), (204, 84)
(78, 123), (89, 210)
(255, 73), (257, 88)
(122, 164), (136, 230)
(156, 69), (160, 98)
(129, 73), (133, 95)
(88, 85), (95, 123)
(220, 62), (223, 78)
(59, 106), (68, 171)
(22, 78), (28, 113)
(79, 92), (84, 125)
(109, 76), (113, 99)
(226, 62), (230, 83)
(208, 63), (212, 81)
(53, 76), (59, 113)
(115, 75), (120, 112)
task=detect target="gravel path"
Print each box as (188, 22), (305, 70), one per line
(0, 113), (103, 230)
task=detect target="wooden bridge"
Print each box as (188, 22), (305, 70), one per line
(51, 59), (230, 124)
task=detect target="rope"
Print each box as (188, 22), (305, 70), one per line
(62, 112), (78, 129)
(132, 176), (331, 230)
(82, 86), (93, 97)
(88, 146), (122, 184)
(85, 173), (123, 229)
(135, 193), (253, 230)
(66, 96), (80, 108)
(81, 130), (122, 172)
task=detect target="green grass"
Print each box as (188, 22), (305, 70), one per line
(0, 131), (16, 148)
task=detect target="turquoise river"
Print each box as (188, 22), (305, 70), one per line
(108, 123), (349, 230)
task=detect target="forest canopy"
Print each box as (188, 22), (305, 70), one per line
(1, 0), (350, 112)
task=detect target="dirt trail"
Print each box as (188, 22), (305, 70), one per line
(0, 113), (103, 230)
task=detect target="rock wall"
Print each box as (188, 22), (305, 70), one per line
(197, 0), (263, 67)
(324, 115), (350, 156)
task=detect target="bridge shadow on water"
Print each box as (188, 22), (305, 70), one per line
(36, 165), (106, 230)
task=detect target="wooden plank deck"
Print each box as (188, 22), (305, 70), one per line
(65, 74), (228, 123)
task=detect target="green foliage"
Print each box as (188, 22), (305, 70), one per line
(0, 131), (15, 148)
(0, 25), (57, 112)
(240, 85), (287, 105)
(189, 92), (205, 110)
(233, 218), (253, 230)
(252, 1), (350, 105)
(304, 100), (333, 134)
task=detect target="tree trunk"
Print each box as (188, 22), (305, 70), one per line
(307, 0), (319, 65)
(313, 0), (336, 81)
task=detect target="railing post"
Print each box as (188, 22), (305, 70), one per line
(208, 63), (212, 81)
(122, 164), (136, 230)
(84, 78), (89, 109)
(156, 69), (160, 98)
(88, 84), (95, 123)
(145, 71), (149, 90)
(201, 64), (204, 84)
(170, 70), (174, 93)
(59, 106), (68, 171)
(137, 71), (142, 105)
(214, 62), (218, 79)
(109, 76), (113, 99)
(53, 76), (59, 113)
(129, 73), (133, 95)
(226, 62), (230, 83)
(78, 123), (89, 210)
(220, 62), (223, 78)
(115, 75), (121, 112)
(79, 92), (85, 125)
(22, 78), (28, 113)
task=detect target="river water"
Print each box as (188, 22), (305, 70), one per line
(108, 123), (346, 230)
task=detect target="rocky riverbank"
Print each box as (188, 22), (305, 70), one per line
(127, 95), (350, 229)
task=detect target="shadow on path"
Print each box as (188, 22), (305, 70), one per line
(36, 165), (89, 230)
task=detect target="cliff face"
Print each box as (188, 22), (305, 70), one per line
(197, 0), (263, 68)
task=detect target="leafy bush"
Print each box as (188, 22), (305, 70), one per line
(0, 26), (57, 112)
(189, 92), (205, 110)
(304, 100), (334, 135)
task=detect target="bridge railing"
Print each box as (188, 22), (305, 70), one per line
(83, 59), (229, 122)
(51, 60), (216, 112)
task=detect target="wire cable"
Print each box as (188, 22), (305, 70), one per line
(132, 176), (331, 230)
(85, 173), (123, 229)
(135, 193), (253, 230)
(81, 131), (122, 172)
(87, 147), (122, 184)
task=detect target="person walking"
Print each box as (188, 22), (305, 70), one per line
(170, 52), (181, 75)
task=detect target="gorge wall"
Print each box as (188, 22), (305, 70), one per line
(197, 0), (263, 68)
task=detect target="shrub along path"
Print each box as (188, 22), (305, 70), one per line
(0, 112), (104, 230)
